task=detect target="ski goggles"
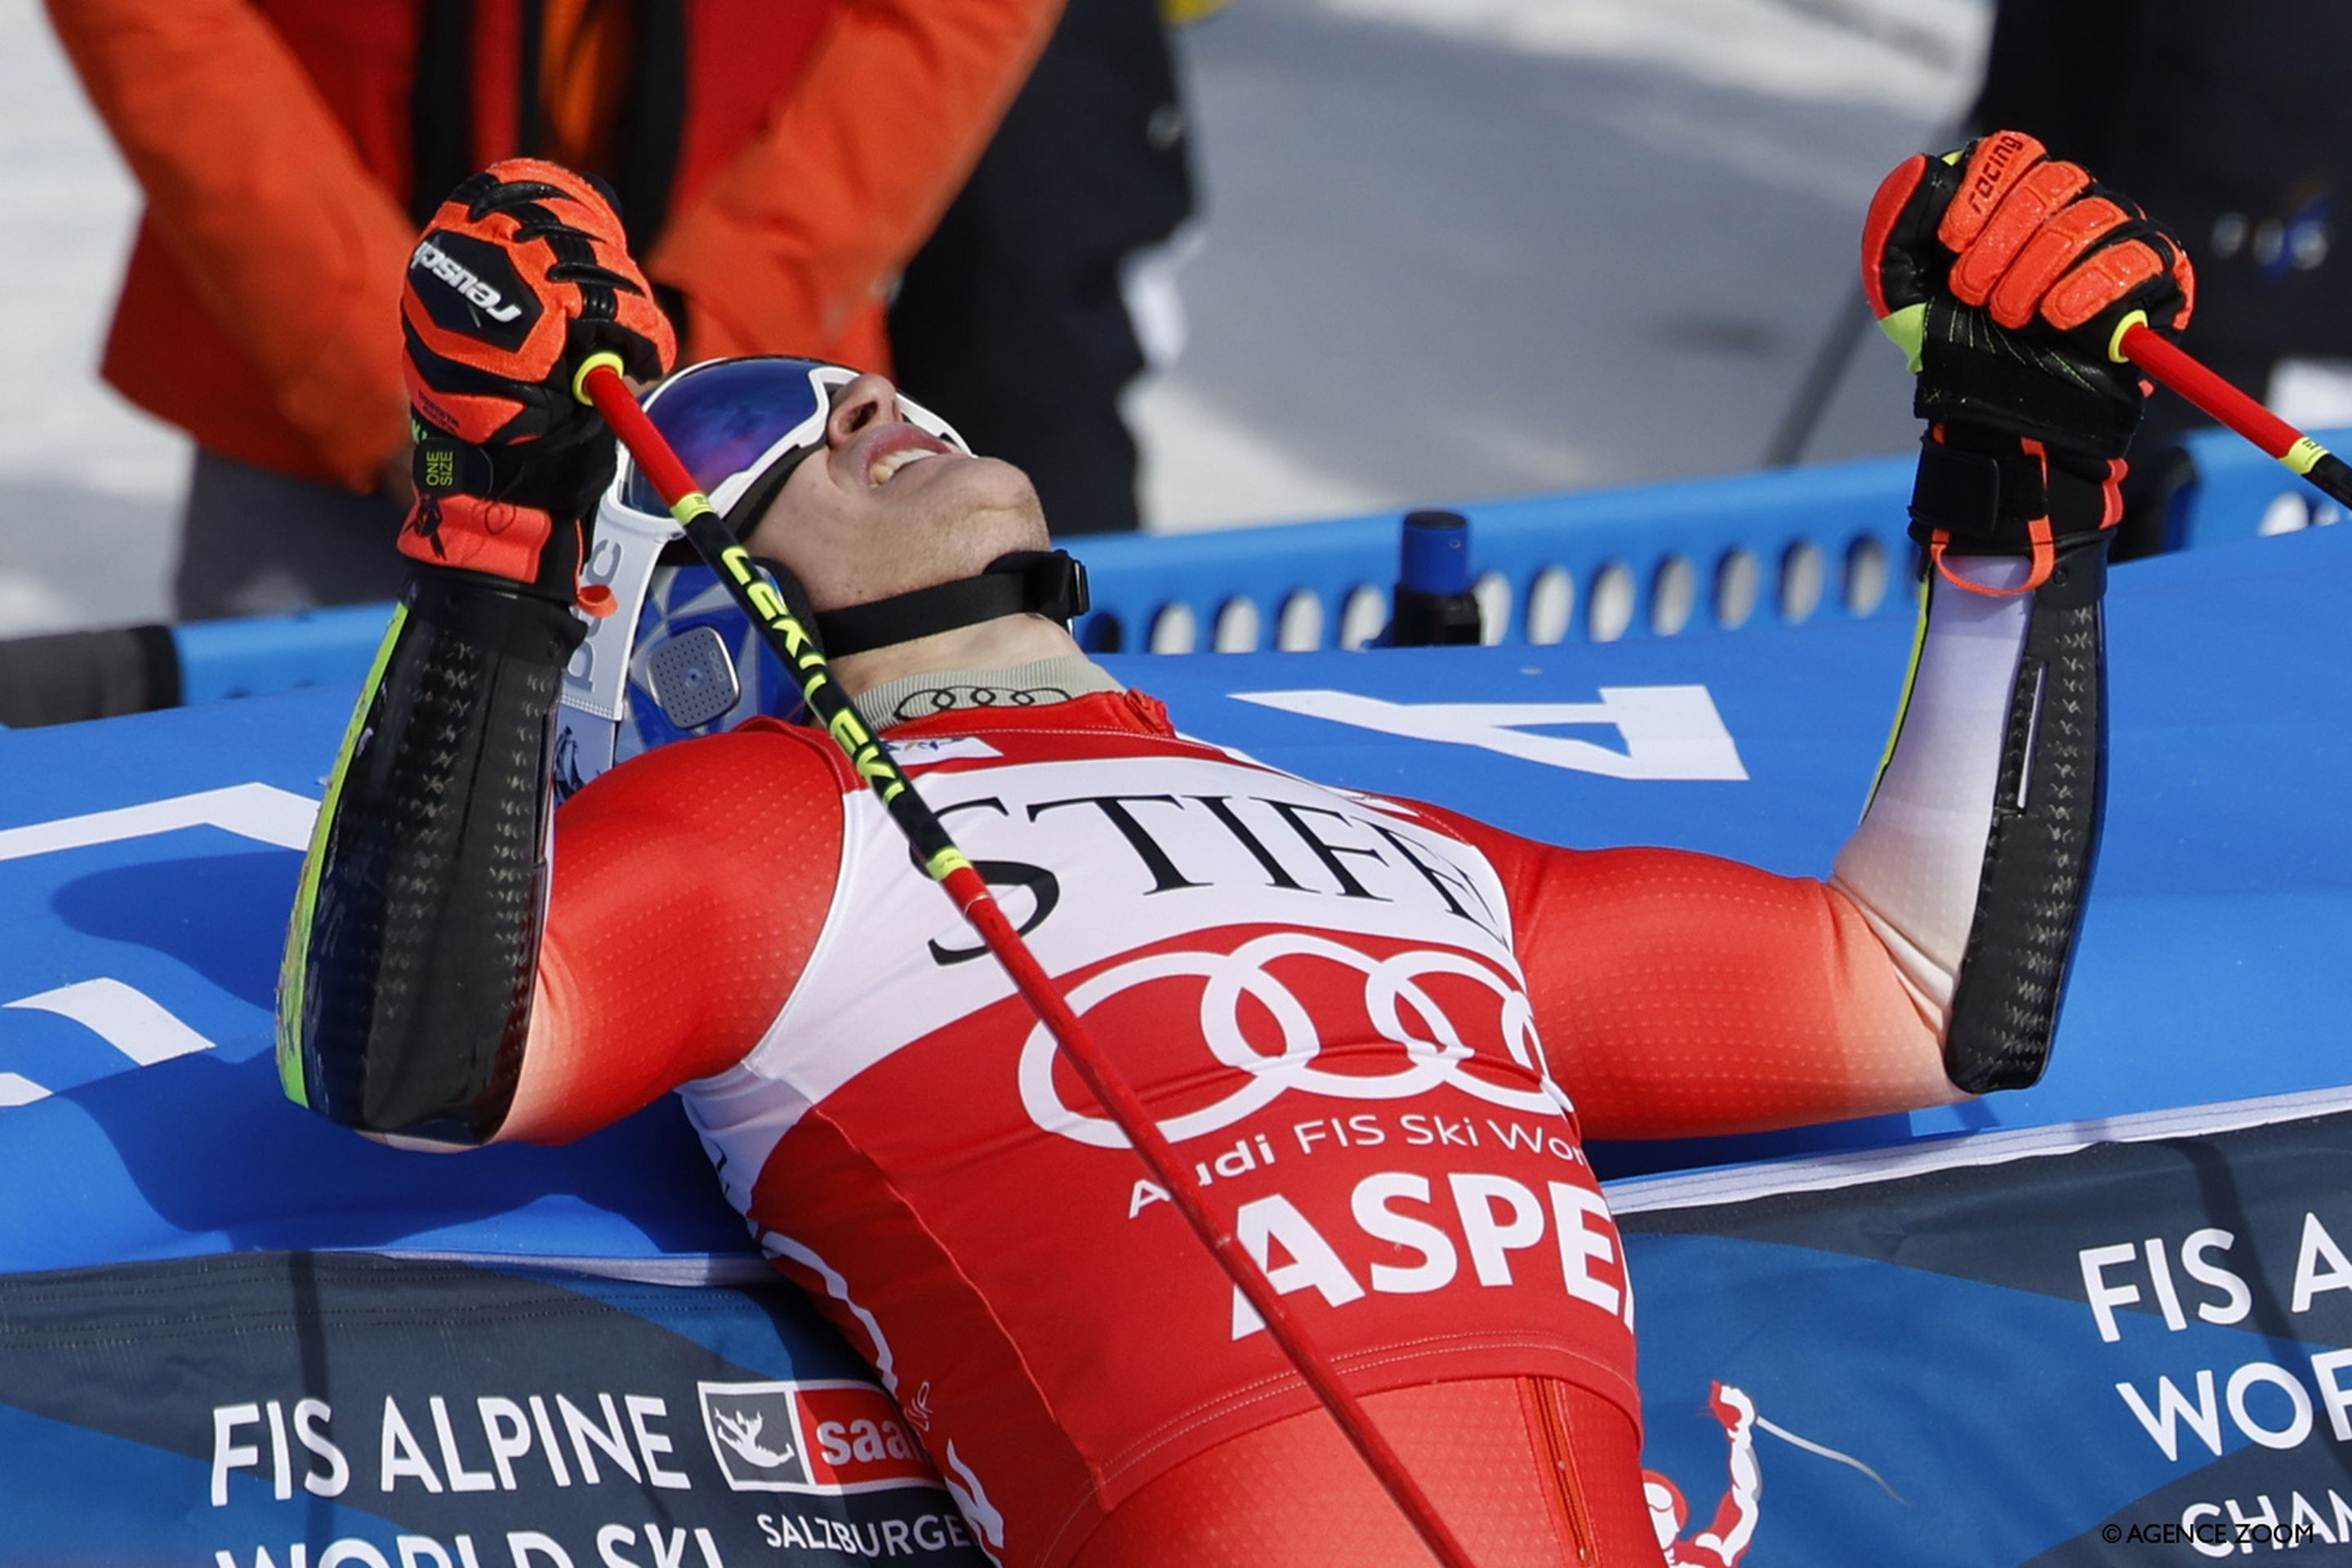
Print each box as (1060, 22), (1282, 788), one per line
(617, 356), (972, 537)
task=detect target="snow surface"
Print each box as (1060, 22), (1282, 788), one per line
(0, 0), (1984, 635)
(0, 2), (185, 633)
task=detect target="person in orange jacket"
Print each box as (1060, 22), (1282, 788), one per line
(47, 0), (1064, 618)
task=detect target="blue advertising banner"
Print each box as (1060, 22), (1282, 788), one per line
(0, 1253), (987, 1566)
(1618, 1092), (2352, 1564)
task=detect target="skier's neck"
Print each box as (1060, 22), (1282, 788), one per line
(831, 616), (1086, 703)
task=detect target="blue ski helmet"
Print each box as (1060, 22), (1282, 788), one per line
(554, 357), (971, 797)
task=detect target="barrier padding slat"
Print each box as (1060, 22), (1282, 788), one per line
(2170, 423), (2352, 550)
(175, 603), (399, 706)
(1075, 454), (1921, 652)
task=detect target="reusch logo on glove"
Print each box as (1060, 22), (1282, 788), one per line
(408, 231), (541, 348)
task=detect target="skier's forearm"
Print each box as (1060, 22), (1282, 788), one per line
(276, 576), (581, 1144)
(1847, 130), (2182, 1091)
(1831, 548), (2107, 1092)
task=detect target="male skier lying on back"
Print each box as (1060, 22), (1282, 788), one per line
(280, 136), (2193, 1566)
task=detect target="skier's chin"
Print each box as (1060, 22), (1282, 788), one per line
(905, 453), (1040, 528)
(882, 453), (1047, 546)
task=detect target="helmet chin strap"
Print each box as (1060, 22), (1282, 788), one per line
(795, 550), (1092, 658)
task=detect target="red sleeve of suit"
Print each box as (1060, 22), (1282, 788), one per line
(1410, 803), (1954, 1143)
(503, 721), (853, 1143)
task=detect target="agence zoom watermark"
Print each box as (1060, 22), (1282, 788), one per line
(2103, 1521), (2321, 1550)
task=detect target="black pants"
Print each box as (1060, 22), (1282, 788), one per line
(888, 0), (1195, 537)
(175, 448), (408, 620)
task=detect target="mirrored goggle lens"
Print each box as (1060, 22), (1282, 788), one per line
(617, 358), (969, 523)
(618, 358), (829, 516)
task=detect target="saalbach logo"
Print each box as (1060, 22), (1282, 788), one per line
(698, 1379), (940, 1495)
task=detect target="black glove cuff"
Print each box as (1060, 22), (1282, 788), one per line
(403, 571), (587, 665)
(1909, 426), (2118, 555)
(412, 434), (499, 501)
(414, 417), (613, 519)
(1909, 438), (2002, 540)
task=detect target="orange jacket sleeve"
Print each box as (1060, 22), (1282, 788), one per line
(45, 0), (413, 489)
(649, 0), (1067, 363)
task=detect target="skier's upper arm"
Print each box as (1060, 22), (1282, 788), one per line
(647, 0), (1066, 361)
(1413, 532), (2087, 1139)
(1483, 835), (1962, 1143)
(42, 0), (412, 488)
(497, 727), (850, 1145)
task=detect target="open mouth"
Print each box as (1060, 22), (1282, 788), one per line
(863, 429), (953, 488)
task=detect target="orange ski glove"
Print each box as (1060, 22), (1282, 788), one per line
(399, 159), (677, 602)
(1864, 131), (2195, 588)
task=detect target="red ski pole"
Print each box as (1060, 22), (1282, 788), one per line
(2119, 321), (2352, 510)
(572, 355), (1480, 1568)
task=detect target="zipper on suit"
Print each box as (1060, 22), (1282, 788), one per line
(1528, 1376), (1597, 1565)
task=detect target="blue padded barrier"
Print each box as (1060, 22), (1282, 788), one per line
(154, 456), (1925, 698)
(2168, 422), (2352, 550)
(173, 602), (395, 705)
(160, 427), (2352, 699)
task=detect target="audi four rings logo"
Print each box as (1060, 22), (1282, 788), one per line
(1018, 933), (1572, 1147)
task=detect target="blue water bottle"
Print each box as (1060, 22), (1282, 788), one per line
(1386, 510), (1483, 646)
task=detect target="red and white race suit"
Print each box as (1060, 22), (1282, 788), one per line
(516, 684), (1960, 1568)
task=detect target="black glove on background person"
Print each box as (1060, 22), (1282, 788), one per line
(1864, 130), (2196, 590)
